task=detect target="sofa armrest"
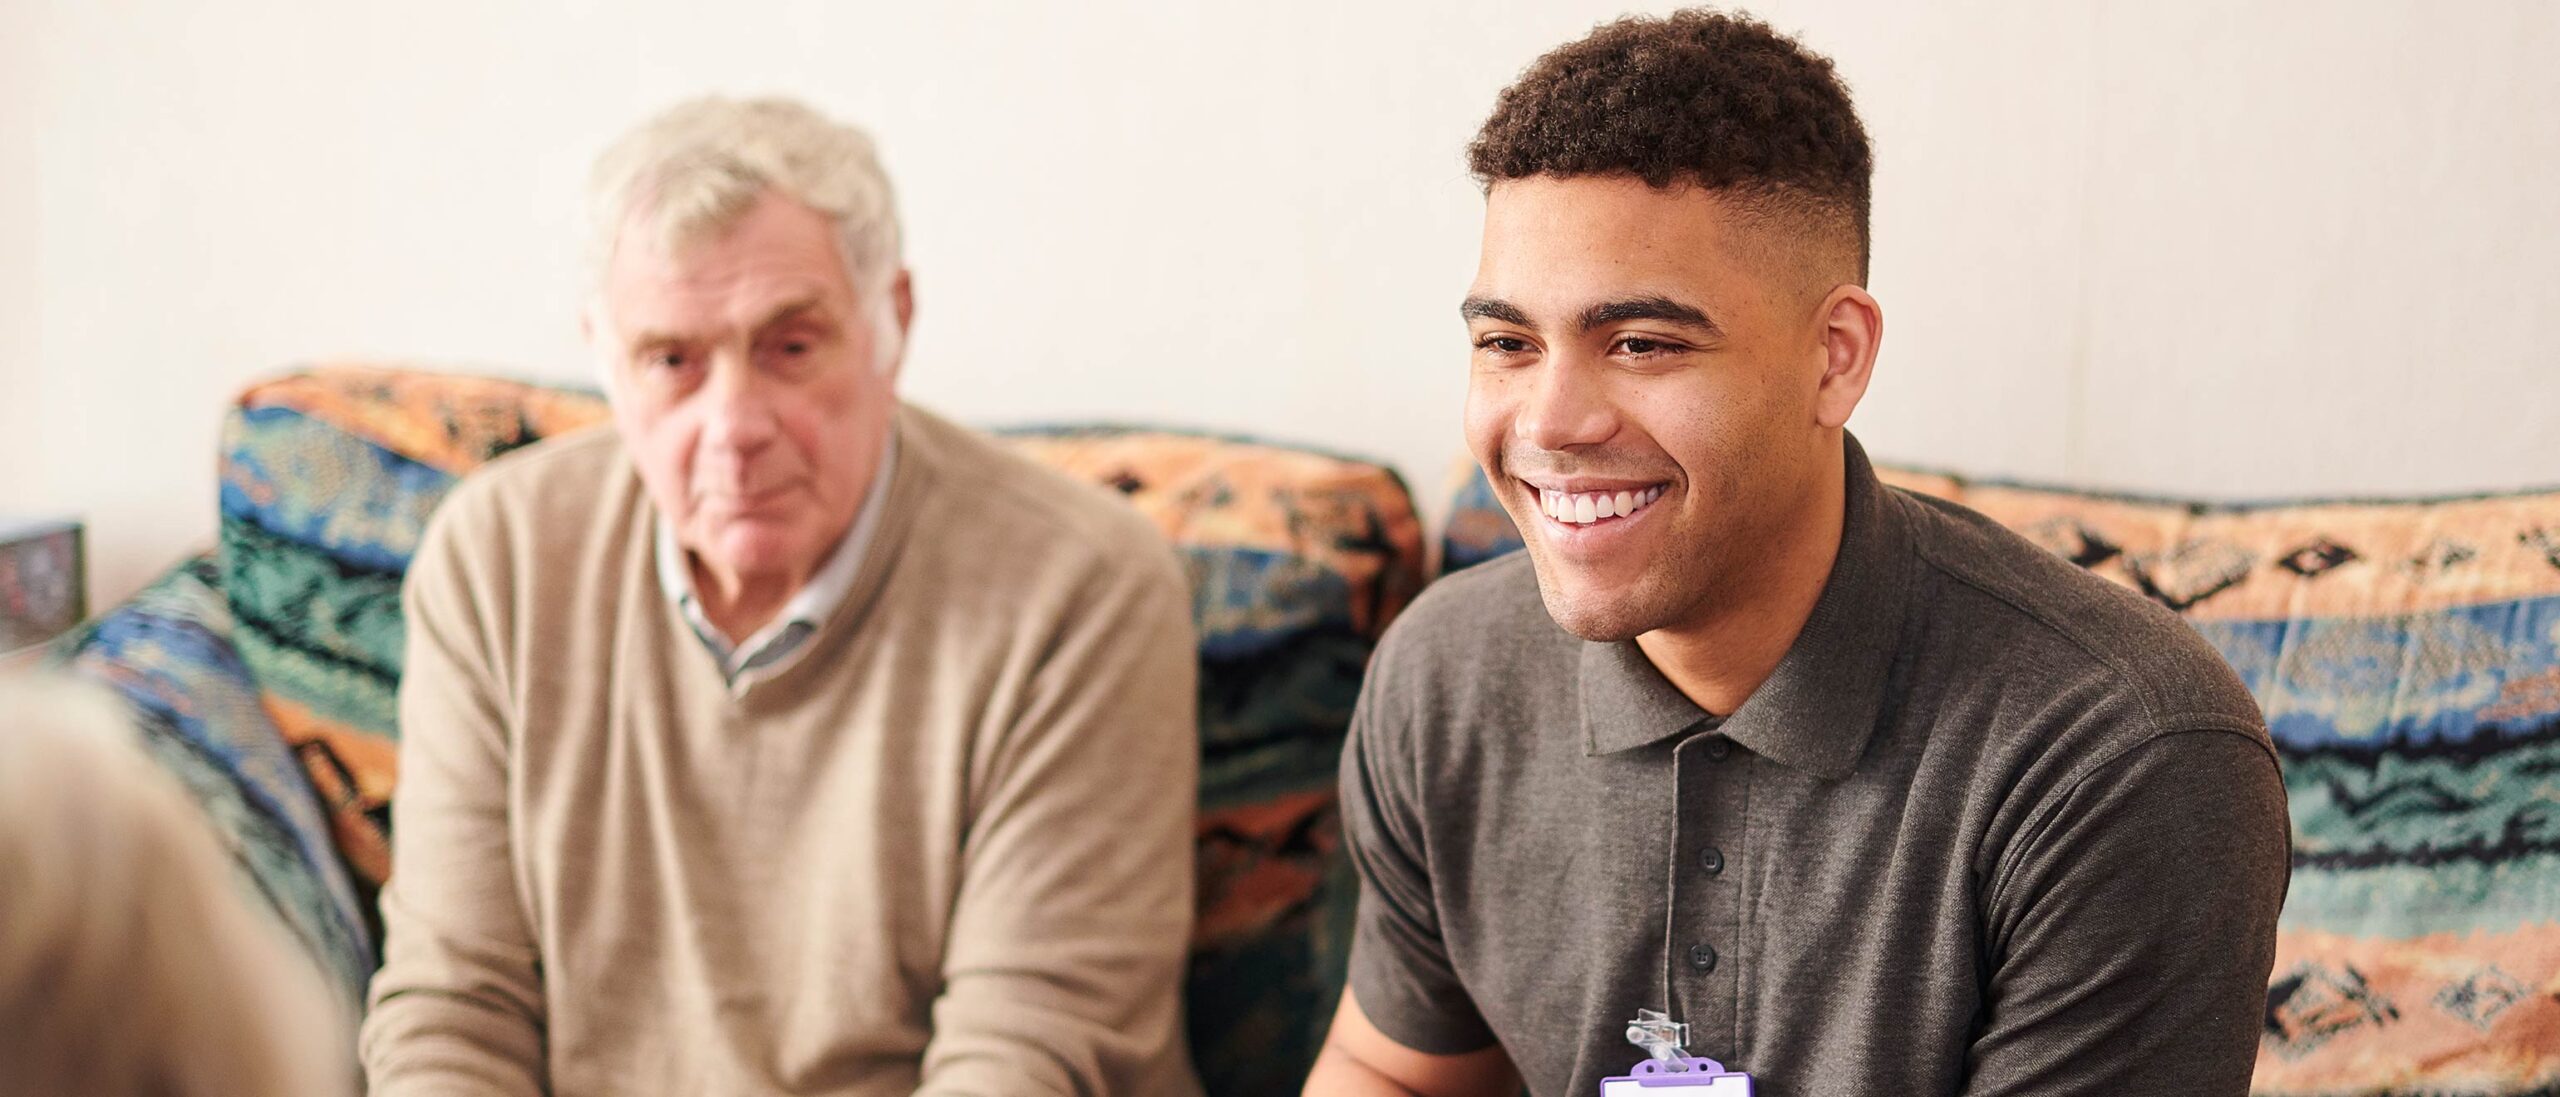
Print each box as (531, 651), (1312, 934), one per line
(55, 555), (376, 1008)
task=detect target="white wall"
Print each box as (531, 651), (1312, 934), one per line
(2, 0), (45, 569)
(7, 1), (2557, 610)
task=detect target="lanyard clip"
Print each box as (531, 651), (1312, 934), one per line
(1624, 1008), (1690, 1063)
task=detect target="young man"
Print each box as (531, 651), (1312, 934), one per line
(1308, 11), (2288, 1096)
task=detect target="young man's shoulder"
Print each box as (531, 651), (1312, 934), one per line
(1894, 487), (2267, 741)
(1375, 551), (1563, 668)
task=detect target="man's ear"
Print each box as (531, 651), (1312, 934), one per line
(877, 270), (915, 383)
(1813, 284), (1882, 430)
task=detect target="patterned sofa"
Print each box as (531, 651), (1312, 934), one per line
(56, 365), (1425, 1097)
(1449, 466), (2560, 1096)
(56, 364), (2560, 1096)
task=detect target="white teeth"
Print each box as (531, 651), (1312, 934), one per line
(1536, 483), (1671, 527)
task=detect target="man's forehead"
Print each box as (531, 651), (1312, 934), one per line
(601, 207), (855, 331)
(1472, 176), (1799, 319)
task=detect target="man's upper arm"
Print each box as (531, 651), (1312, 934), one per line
(1964, 728), (2290, 1096)
(917, 553), (1202, 1095)
(360, 499), (548, 1094)
(1335, 633), (1504, 1058)
(1309, 986), (1521, 1097)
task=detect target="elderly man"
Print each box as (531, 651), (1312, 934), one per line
(360, 97), (1204, 1095)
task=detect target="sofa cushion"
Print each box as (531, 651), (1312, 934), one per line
(1444, 462), (2560, 1096)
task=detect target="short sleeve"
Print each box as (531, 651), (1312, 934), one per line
(1965, 728), (2291, 1096)
(1338, 641), (1500, 1055)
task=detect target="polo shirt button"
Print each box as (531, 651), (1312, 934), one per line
(1698, 846), (1725, 876)
(1688, 942), (1719, 972)
(1705, 737), (1732, 761)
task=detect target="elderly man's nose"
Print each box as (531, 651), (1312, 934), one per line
(702, 376), (781, 452)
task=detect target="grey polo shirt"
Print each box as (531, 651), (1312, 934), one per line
(1341, 436), (2290, 1096)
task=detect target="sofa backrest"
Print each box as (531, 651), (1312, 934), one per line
(1443, 462), (2560, 1095)
(214, 365), (1424, 1095)
(218, 369), (613, 886)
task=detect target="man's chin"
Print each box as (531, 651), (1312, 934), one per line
(1529, 574), (1657, 643)
(1513, 541), (1650, 636)
(697, 526), (814, 582)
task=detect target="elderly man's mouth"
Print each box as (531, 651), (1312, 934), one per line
(699, 485), (800, 511)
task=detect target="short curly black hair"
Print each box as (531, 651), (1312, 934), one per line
(1469, 8), (1873, 281)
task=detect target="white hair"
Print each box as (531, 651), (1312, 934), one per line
(587, 95), (907, 370)
(0, 674), (351, 1097)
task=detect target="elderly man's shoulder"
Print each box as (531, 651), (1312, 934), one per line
(897, 405), (1185, 588)
(417, 426), (635, 551)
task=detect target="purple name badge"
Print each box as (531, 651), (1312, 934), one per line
(1599, 1056), (1755, 1095)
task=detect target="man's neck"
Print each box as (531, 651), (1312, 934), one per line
(690, 557), (812, 646)
(1633, 449), (1848, 716)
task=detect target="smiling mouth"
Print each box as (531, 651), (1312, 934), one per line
(1529, 482), (1668, 527)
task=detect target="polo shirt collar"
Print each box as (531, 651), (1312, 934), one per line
(1580, 433), (1913, 779)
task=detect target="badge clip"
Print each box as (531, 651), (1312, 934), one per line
(1604, 1010), (1753, 1094)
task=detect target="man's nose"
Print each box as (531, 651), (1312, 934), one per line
(700, 358), (780, 456)
(1514, 356), (1618, 453)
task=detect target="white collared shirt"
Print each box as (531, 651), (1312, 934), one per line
(655, 437), (897, 689)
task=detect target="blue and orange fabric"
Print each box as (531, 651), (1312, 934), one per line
(53, 555), (377, 1004)
(73, 365), (1425, 1096)
(218, 368), (612, 891)
(1444, 461), (2560, 1097)
(995, 424), (1426, 1095)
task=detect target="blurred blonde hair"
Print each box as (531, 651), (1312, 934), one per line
(0, 674), (350, 1097)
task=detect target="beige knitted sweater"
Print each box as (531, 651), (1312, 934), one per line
(361, 405), (1203, 1096)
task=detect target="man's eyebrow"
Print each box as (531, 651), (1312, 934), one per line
(1578, 296), (1721, 336)
(625, 327), (685, 350)
(622, 298), (831, 353)
(752, 297), (829, 332)
(1460, 296), (1532, 325)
